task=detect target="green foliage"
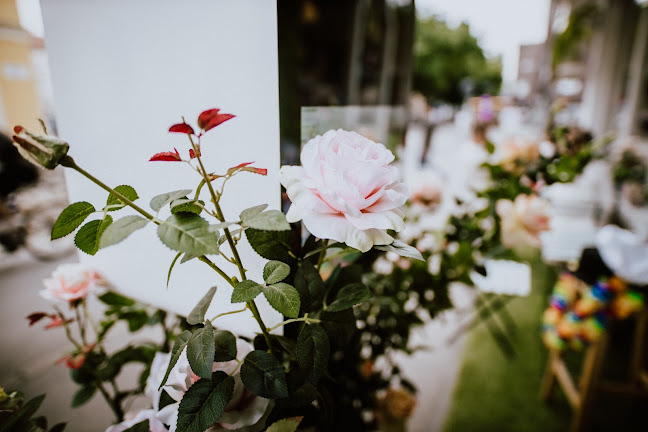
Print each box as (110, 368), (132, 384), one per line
(187, 286), (217, 325)
(170, 198), (204, 215)
(98, 292), (135, 307)
(51, 202), (94, 239)
(176, 372), (234, 432)
(375, 239), (424, 261)
(265, 417), (303, 432)
(243, 209), (291, 231)
(0, 393), (46, 432)
(157, 213), (219, 256)
(262, 282), (300, 318)
(263, 261), (291, 284)
(294, 262), (326, 313)
(246, 228), (296, 262)
(71, 385), (96, 407)
(123, 421), (149, 432)
(74, 215), (113, 255)
(99, 215), (149, 249)
(160, 331), (192, 389)
(106, 185), (139, 210)
(413, 15), (502, 103)
(326, 283), (372, 312)
(552, 4), (598, 71)
(239, 204), (268, 223)
(213, 330), (237, 362)
(296, 324), (329, 384)
(187, 322), (216, 379)
(231, 280), (263, 303)
(240, 350), (289, 399)
(150, 189), (193, 212)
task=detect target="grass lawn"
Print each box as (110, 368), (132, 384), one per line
(442, 262), (573, 432)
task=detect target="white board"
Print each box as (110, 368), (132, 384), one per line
(41, 0), (281, 335)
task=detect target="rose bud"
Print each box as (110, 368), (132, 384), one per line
(12, 126), (70, 169)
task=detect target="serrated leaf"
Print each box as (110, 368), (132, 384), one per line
(106, 185), (139, 210)
(176, 372), (234, 432)
(240, 350), (288, 399)
(294, 262), (326, 313)
(231, 280), (262, 303)
(296, 324), (329, 384)
(71, 384), (96, 407)
(246, 228), (296, 262)
(170, 198), (204, 215)
(157, 213), (219, 256)
(98, 291), (135, 306)
(187, 322), (215, 379)
(187, 286), (217, 325)
(167, 252), (182, 287)
(244, 210), (291, 231)
(262, 283), (300, 318)
(213, 330), (237, 362)
(159, 330), (191, 389)
(210, 221), (239, 230)
(51, 202), (94, 239)
(150, 189), (193, 212)
(266, 417), (304, 432)
(181, 253), (198, 263)
(123, 420), (149, 432)
(74, 215), (113, 255)
(326, 283), (372, 312)
(263, 261), (291, 285)
(239, 204), (268, 223)
(375, 239), (424, 261)
(99, 215), (149, 249)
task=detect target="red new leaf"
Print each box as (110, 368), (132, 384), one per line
(227, 162), (267, 176)
(150, 148), (182, 162)
(197, 108), (235, 132)
(27, 312), (48, 326)
(169, 123), (195, 135)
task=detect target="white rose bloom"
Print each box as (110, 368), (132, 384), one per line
(496, 194), (551, 250)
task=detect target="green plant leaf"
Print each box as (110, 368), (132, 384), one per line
(170, 198), (204, 215)
(239, 204), (268, 223)
(294, 262), (326, 313)
(231, 280), (262, 303)
(266, 417), (304, 432)
(262, 283), (300, 318)
(243, 210), (291, 231)
(106, 185), (139, 210)
(159, 330), (192, 389)
(240, 350), (288, 399)
(187, 286), (217, 325)
(375, 239), (425, 261)
(99, 215), (149, 249)
(0, 394), (45, 432)
(71, 384), (96, 407)
(263, 260), (291, 285)
(181, 253), (198, 263)
(296, 324), (329, 384)
(176, 371), (234, 432)
(98, 291), (135, 306)
(123, 420), (149, 432)
(187, 321), (215, 379)
(213, 330), (237, 362)
(51, 202), (94, 239)
(150, 189), (193, 212)
(326, 283), (372, 312)
(74, 215), (113, 255)
(167, 251), (182, 287)
(246, 228), (296, 262)
(157, 213), (219, 256)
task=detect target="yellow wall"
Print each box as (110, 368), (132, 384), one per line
(0, 0), (21, 27)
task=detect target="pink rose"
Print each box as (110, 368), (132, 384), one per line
(41, 264), (105, 303)
(496, 194), (550, 250)
(280, 129), (407, 252)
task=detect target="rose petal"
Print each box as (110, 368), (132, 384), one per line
(168, 123), (195, 135)
(301, 212), (393, 252)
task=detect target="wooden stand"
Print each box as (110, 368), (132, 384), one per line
(539, 308), (648, 432)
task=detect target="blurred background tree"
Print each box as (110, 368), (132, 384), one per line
(413, 15), (503, 105)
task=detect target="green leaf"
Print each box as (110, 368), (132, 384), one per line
(0, 394), (45, 432)
(74, 215), (113, 255)
(213, 330), (237, 362)
(150, 189), (193, 212)
(231, 280), (262, 303)
(187, 286), (217, 325)
(71, 385), (96, 407)
(263, 260), (291, 285)
(294, 262), (326, 313)
(246, 228), (296, 262)
(240, 350), (288, 399)
(266, 417), (304, 432)
(120, 310), (149, 332)
(187, 322), (215, 379)
(159, 330), (192, 389)
(122, 420), (149, 432)
(375, 239), (425, 261)
(296, 324), (329, 384)
(318, 309), (356, 348)
(239, 204), (268, 223)
(181, 253), (198, 264)
(326, 283), (372, 312)
(170, 198), (204, 215)
(176, 372), (234, 432)
(51, 202), (94, 239)
(106, 185), (139, 210)
(157, 213), (219, 256)
(244, 210), (291, 231)
(99, 215), (149, 249)
(167, 252), (183, 287)
(98, 291), (135, 307)
(262, 283), (300, 318)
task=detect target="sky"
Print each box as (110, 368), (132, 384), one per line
(17, 0), (550, 83)
(416, 0), (551, 83)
